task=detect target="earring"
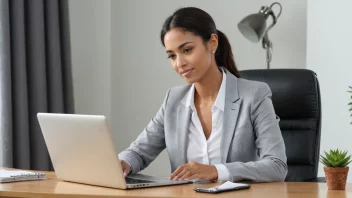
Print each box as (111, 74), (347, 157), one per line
(212, 50), (215, 54)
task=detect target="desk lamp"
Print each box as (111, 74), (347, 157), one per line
(238, 2), (282, 69)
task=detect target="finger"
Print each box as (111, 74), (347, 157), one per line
(120, 160), (130, 177)
(123, 168), (129, 177)
(186, 173), (200, 180)
(175, 169), (189, 180)
(180, 171), (192, 180)
(169, 167), (183, 180)
(169, 165), (185, 180)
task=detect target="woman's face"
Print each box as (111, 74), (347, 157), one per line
(164, 28), (216, 84)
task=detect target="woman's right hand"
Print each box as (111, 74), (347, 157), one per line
(120, 160), (131, 177)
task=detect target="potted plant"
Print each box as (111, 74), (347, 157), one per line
(320, 149), (351, 190)
(319, 86), (352, 190)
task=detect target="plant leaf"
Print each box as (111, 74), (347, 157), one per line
(336, 155), (351, 167)
(324, 160), (333, 167)
(332, 161), (338, 167)
(320, 155), (328, 161)
(342, 160), (352, 167)
(325, 151), (333, 160)
(320, 155), (332, 164)
(320, 156), (333, 167)
(340, 151), (348, 160)
(332, 153), (338, 161)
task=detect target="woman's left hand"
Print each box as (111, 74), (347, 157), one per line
(169, 161), (218, 181)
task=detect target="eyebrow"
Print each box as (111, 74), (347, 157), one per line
(166, 42), (193, 53)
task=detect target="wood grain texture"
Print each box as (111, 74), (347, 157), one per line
(0, 169), (351, 198)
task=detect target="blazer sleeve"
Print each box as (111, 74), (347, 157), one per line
(118, 89), (170, 173)
(223, 83), (288, 182)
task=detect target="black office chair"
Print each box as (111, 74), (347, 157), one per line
(240, 69), (323, 182)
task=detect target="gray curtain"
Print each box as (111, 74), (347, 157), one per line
(0, 0), (74, 171)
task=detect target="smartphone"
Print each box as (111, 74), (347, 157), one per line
(194, 184), (250, 194)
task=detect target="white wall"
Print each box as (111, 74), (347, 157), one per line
(110, 0), (307, 176)
(307, 0), (352, 182)
(69, 0), (307, 177)
(69, 0), (111, 121)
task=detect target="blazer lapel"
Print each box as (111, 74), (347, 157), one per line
(176, 104), (192, 165)
(221, 71), (242, 163)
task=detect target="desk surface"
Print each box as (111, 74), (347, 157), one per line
(0, 170), (351, 198)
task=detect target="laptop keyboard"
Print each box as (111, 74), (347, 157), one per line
(125, 177), (155, 184)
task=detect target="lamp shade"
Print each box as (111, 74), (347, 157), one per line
(237, 13), (267, 43)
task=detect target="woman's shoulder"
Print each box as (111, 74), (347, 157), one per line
(236, 77), (272, 99)
(164, 84), (192, 104)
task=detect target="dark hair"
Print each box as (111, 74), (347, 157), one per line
(160, 7), (240, 78)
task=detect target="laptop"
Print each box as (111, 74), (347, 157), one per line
(37, 113), (191, 189)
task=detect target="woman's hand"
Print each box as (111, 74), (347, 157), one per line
(120, 160), (131, 177)
(169, 161), (218, 181)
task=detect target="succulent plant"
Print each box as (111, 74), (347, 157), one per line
(320, 149), (352, 168)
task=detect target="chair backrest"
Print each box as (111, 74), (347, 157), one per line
(240, 69), (322, 181)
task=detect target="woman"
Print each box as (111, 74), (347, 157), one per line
(118, 7), (287, 182)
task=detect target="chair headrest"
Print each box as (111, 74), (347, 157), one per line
(240, 69), (320, 119)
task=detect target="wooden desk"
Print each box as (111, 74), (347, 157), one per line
(0, 171), (351, 198)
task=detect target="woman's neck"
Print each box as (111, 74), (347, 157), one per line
(194, 66), (223, 102)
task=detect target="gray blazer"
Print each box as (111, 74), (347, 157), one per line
(118, 69), (288, 182)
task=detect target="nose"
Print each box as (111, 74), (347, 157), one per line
(176, 55), (187, 68)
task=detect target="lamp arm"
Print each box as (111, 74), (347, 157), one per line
(270, 2), (282, 19)
(262, 34), (272, 69)
(265, 2), (282, 34)
(260, 2), (282, 69)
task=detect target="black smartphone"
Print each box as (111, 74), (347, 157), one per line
(194, 184), (250, 194)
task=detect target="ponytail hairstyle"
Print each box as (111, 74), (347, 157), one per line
(160, 7), (240, 78)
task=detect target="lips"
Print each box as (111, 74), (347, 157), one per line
(180, 68), (194, 75)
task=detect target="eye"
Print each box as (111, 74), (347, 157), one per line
(184, 48), (192, 54)
(168, 54), (176, 60)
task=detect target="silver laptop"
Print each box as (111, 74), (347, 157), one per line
(37, 113), (191, 189)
